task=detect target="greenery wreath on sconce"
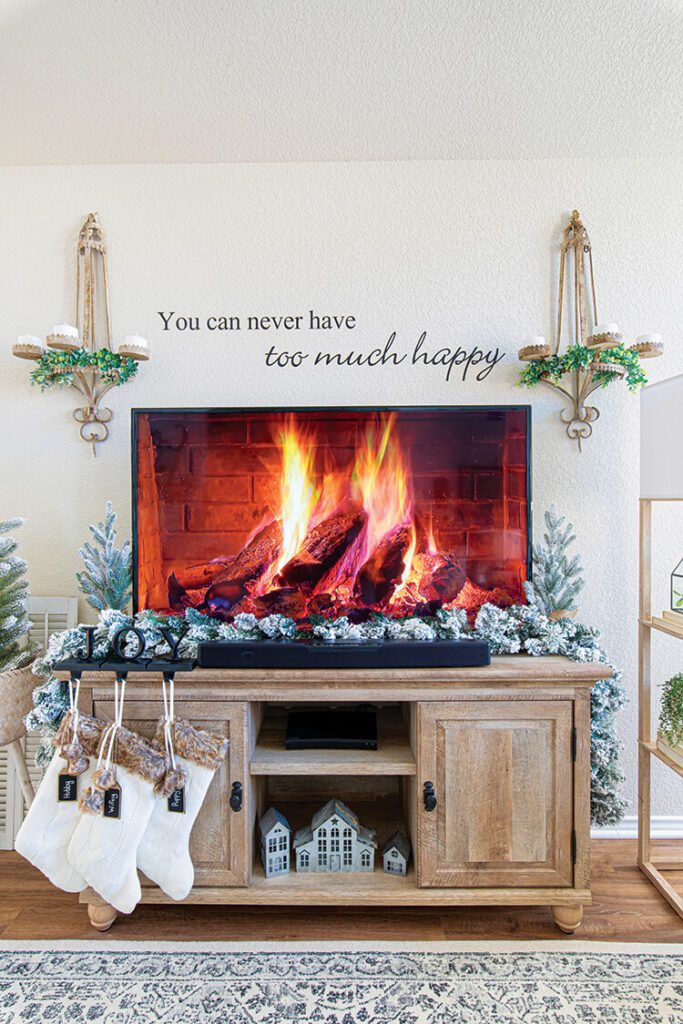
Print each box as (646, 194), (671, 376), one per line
(519, 342), (648, 392)
(30, 348), (139, 391)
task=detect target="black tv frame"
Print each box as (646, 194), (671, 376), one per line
(131, 405), (532, 614)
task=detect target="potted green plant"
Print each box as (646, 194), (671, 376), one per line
(0, 519), (39, 748)
(658, 673), (683, 769)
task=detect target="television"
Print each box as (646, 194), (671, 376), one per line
(132, 406), (531, 623)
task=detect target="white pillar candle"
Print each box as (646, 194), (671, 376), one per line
(123, 335), (148, 349)
(527, 336), (547, 346)
(18, 335), (43, 346)
(52, 323), (79, 338)
(593, 323), (620, 335)
(636, 333), (662, 345)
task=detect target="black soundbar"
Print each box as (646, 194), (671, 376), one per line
(197, 638), (490, 669)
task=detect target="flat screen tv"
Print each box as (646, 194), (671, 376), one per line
(132, 406), (531, 623)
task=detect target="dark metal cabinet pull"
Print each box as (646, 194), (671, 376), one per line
(229, 781), (243, 812)
(423, 781), (437, 812)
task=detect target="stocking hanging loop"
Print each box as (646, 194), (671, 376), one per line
(60, 672), (89, 776)
(156, 671), (187, 797)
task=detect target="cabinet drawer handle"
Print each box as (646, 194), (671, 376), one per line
(423, 781), (437, 812)
(229, 781), (243, 812)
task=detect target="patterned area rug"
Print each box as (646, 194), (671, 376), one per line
(0, 940), (681, 1023)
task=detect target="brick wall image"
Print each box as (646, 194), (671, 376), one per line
(134, 407), (529, 619)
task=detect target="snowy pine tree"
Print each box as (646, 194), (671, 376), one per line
(0, 518), (39, 672)
(524, 506), (585, 615)
(76, 502), (132, 612)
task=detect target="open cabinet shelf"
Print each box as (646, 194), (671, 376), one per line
(248, 857), (416, 900)
(246, 789), (419, 902)
(250, 705), (416, 776)
(643, 615), (683, 642)
(641, 740), (683, 779)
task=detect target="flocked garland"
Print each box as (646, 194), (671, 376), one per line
(30, 348), (139, 390)
(519, 342), (648, 392)
(26, 603), (626, 825)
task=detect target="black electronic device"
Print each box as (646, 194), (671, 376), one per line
(197, 637), (490, 669)
(285, 708), (378, 751)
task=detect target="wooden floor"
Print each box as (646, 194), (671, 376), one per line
(0, 841), (681, 942)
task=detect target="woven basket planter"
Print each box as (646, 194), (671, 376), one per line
(0, 665), (38, 747)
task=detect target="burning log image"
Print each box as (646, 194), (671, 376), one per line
(278, 507), (368, 588)
(354, 524), (413, 606)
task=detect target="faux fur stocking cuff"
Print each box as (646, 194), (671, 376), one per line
(54, 712), (166, 785)
(53, 712), (107, 758)
(107, 725), (167, 785)
(152, 717), (229, 770)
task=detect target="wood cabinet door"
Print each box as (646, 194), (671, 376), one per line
(92, 697), (250, 888)
(417, 700), (574, 888)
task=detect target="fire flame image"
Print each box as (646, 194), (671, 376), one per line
(153, 409), (520, 623)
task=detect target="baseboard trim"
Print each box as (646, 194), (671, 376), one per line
(592, 815), (683, 839)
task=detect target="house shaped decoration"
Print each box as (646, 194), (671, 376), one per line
(294, 798), (377, 873)
(259, 806), (291, 878)
(382, 830), (411, 876)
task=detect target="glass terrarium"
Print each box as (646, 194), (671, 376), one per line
(672, 559), (683, 613)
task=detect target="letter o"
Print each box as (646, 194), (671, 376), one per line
(112, 626), (146, 661)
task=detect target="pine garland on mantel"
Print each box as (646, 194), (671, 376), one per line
(27, 602), (626, 825)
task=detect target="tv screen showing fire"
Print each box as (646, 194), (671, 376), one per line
(133, 407), (530, 624)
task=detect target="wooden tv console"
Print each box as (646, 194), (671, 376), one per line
(58, 655), (606, 933)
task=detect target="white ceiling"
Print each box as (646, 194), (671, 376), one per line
(0, 0), (681, 165)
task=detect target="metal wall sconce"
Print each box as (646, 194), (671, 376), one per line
(518, 210), (663, 449)
(11, 213), (149, 454)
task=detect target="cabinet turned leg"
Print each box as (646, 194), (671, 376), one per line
(87, 902), (118, 932)
(551, 904), (583, 934)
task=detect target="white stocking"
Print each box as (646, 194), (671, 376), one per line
(137, 680), (228, 901)
(67, 679), (166, 914)
(137, 755), (217, 900)
(15, 749), (93, 892)
(15, 680), (94, 892)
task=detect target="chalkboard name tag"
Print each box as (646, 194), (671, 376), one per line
(57, 773), (78, 802)
(103, 786), (122, 819)
(168, 787), (185, 814)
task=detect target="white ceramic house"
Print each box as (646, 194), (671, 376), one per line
(382, 830), (411, 875)
(259, 807), (291, 878)
(294, 798), (377, 873)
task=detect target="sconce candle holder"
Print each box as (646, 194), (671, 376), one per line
(518, 210), (663, 449)
(11, 213), (149, 454)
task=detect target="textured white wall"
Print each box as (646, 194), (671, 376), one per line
(0, 159), (681, 817)
(1, 0), (680, 163)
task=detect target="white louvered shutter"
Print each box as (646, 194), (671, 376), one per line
(1, 597), (78, 845)
(28, 597), (78, 652)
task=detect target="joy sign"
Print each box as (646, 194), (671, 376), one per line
(77, 624), (186, 663)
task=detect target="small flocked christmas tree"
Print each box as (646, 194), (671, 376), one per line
(0, 518), (38, 673)
(524, 506), (585, 616)
(28, 503), (131, 765)
(76, 502), (132, 612)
